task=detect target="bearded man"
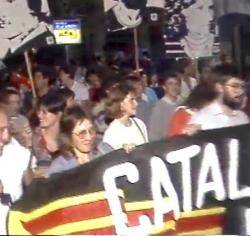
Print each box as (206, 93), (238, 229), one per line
(189, 64), (249, 130)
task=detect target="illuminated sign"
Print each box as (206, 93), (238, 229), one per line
(53, 19), (82, 44)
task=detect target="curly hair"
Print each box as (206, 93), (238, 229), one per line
(105, 82), (136, 119)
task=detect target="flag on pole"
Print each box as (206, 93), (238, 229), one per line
(0, 0), (54, 59)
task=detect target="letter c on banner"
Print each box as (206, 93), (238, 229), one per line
(103, 162), (152, 235)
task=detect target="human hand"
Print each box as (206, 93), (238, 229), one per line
(183, 124), (201, 136)
(122, 143), (136, 154)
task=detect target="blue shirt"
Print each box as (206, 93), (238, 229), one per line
(46, 142), (113, 177)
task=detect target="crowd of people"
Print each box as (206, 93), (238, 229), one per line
(0, 53), (249, 234)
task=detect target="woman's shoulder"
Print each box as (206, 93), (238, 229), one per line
(131, 117), (146, 127)
(106, 119), (121, 130)
(46, 156), (78, 177)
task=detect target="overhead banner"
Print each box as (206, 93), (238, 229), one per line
(8, 124), (250, 235)
(103, 0), (165, 31)
(164, 0), (217, 58)
(103, 0), (217, 59)
(0, 0), (54, 59)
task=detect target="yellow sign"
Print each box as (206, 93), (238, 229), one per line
(53, 20), (82, 44)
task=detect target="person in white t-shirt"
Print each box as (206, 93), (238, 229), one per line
(189, 64), (249, 130)
(0, 108), (31, 234)
(59, 66), (89, 105)
(103, 83), (148, 151)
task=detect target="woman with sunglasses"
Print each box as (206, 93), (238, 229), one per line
(46, 105), (113, 177)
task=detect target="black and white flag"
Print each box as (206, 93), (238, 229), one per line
(0, 0), (54, 59)
(103, 0), (165, 31)
(103, 0), (217, 59)
(164, 0), (217, 58)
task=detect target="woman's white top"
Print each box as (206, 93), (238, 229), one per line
(103, 117), (148, 150)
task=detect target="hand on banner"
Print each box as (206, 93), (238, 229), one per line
(122, 143), (136, 154)
(183, 124), (201, 136)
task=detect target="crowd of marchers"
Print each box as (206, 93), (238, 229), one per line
(0, 53), (249, 234)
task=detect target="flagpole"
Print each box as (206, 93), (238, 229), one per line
(133, 27), (140, 76)
(194, 57), (200, 81)
(24, 51), (37, 99)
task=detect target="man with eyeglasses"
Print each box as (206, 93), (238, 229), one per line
(189, 64), (249, 130)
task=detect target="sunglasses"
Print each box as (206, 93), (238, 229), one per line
(72, 127), (96, 139)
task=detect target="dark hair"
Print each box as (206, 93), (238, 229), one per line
(59, 65), (75, 79)
(38, 90), (66, 114)
(58, 87), (75, 101)
(0, 87), (20, 104)
(210, 64), (241, 84)
(105, 82), (136, 119)
(174, 58), (192, 74)
(159, 71), (180, 85)
(33, 67), (51, 79)
(85, 68), (99, 82)
(59, 105), (90, 156)
(185, 80), (217, 109)
(124, 74), (141, 83)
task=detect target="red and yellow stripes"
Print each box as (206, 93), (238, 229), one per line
(178, 207), (226, 235)
(8, 190), (124, 235)
(8, 190), (226, 235)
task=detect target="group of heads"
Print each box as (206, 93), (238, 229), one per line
(0, 87), (32, 150)
(0, 86), (97, 158)
(37, 90), (96, 157)
(183, 64), (246, 111)
(166, 61), (246, 111)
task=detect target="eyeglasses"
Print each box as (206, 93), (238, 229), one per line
(225, 83), (246, 90)
(72, 127), (96, 139)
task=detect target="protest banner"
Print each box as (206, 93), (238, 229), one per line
(7, 124), (250, 235)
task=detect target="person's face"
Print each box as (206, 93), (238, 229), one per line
(120, 92), (138, 117)
(222, 77), (246, 109)
(6, 94), (20, 117)
(16, 121), (33, 149)
(59, 71), (71, 86)
(163, 78), (181, 99)
(133, 81), (144, 98)
(72, 119), (96, 154)
(184, 62), (195, 77)
(150, 74), (158, 86)
(201, 66), (211, 80)
(66, 96), (75, 108)
(0, 112), (10, 155)
(141, 74), (148, 89)
(34, 72), (48, 89)
(88, 74), (102, 88)
(37, 106), (61, 129)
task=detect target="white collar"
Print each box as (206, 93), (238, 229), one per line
(162, 96), (181, 105)
(207, 101), (239, 116)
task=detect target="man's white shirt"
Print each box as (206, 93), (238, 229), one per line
(71, 81), (89, 104)
(0, 138), (30, 234)
(189, 101), (249, 130)
(0, 138), (30, 202)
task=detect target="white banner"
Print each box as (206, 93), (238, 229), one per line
(0, 0), (52, 59)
